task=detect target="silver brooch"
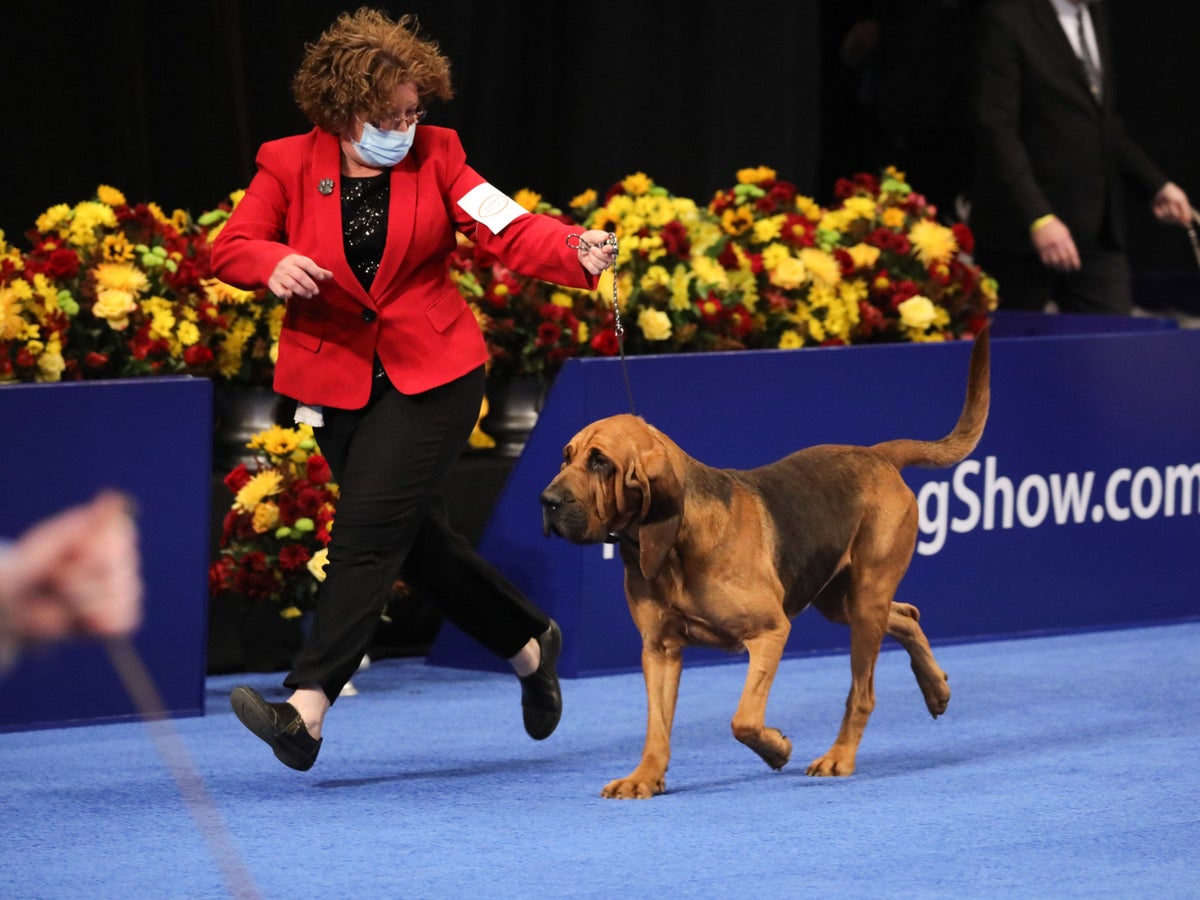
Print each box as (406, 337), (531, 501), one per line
(318, 178), (334, 195)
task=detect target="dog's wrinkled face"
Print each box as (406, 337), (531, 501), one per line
(540, 414), (684, 580)
(540, 414), (644, 544)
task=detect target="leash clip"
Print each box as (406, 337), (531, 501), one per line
(566, 232), (618, 254)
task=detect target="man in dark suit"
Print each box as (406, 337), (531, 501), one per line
(968, 0), (1192, 314)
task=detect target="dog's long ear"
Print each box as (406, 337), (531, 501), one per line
(626, 445), (683, 581)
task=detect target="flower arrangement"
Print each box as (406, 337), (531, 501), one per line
(2, 168), (996, 392)
(0, 185), (281, 385)
(571, 166), (995, 359)
(456, 166), (995, 383)
(209, 423), (338, 617)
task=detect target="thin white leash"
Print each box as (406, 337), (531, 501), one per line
(104, 637), (263, 900)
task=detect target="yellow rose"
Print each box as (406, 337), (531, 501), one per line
(637, 308), (673, 342)
(37, 349), (66, 382)
(768, 255), (807, 291)
(637, 266), (668, 294)
(92, 289), (138, 328)
(898, 295), (938, 331)
(251, 501), (281, 534)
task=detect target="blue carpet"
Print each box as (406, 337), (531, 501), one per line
(1, 621), (1198, 899)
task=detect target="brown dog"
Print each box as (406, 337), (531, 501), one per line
(539, 325), (990, 798)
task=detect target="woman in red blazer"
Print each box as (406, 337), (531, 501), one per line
(214, 8), (614, 772)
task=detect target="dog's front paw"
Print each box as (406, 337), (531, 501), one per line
(600, 770), (665, 799)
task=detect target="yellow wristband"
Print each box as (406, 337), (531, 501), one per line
(1030, 214), (1057, 233)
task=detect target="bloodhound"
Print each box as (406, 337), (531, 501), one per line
(540, 325), (990, 799)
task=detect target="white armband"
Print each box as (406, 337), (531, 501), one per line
(456, 183), (526, 234)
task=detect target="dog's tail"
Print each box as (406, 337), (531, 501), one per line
(872, 321), (990, 471)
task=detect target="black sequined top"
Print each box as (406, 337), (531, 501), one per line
(341, 174), (390, 289)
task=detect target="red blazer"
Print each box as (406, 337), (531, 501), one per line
(211, 126), (597, 408)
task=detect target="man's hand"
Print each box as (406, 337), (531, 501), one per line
(1152, 182), (1193, 227)
(1031, 216), (1081, 272)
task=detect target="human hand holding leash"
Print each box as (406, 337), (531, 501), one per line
(570, 229), (617, 275)
(1152, 181), (1192, 227)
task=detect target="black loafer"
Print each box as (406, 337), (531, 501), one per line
(230, 685), (322, 771)
(519, 620), (562, 740)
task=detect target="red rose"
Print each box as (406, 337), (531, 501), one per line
(306, 454), (333, 485)
(589, 330), (620, 356)
(223, 463), (252, 493)
(183, 345), (214, 367)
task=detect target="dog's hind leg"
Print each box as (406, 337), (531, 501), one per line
(805, 558), (900, 777)
(730, 624), (793, 770)
(887, 602), (950, 718)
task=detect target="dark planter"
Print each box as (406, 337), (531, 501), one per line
(482, 373), (548, 458)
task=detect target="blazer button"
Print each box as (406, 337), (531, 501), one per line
(361, 309), (377, 323)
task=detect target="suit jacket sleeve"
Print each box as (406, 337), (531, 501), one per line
(971, 3), (1053, 227)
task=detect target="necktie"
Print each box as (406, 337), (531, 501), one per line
(1077, 6), (1103, 101)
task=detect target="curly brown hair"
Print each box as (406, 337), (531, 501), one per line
(291, 8), (454, 133)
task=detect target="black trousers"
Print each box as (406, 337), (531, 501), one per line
(977, 244), (1133, 315)
(285, 364), (548, 703)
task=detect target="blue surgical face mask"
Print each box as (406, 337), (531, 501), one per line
(351, 120), (416, 168)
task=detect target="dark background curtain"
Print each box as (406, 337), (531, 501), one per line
(2, 1), (1197, 272)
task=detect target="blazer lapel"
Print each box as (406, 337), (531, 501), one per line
(1031, 0), (1100, 107)
(370, 152), (418, 298)
(312, 132), (372, 306)
(1090, 2), (1114, 109)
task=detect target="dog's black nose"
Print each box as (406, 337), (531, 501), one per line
(539, 490), (562, 511)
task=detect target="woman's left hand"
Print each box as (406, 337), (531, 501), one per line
(575, 229), (617, 275)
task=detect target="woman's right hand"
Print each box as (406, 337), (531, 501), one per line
(268, 254), (334, 299)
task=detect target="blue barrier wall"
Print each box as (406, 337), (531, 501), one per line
(429, 320), (1200, 677)
(0, 377), (212, 731)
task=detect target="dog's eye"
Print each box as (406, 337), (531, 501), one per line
(587, 448), (613, 473)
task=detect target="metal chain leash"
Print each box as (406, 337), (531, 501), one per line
(567, 232), (636, 414)
(1187, 210), (1200, 271)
